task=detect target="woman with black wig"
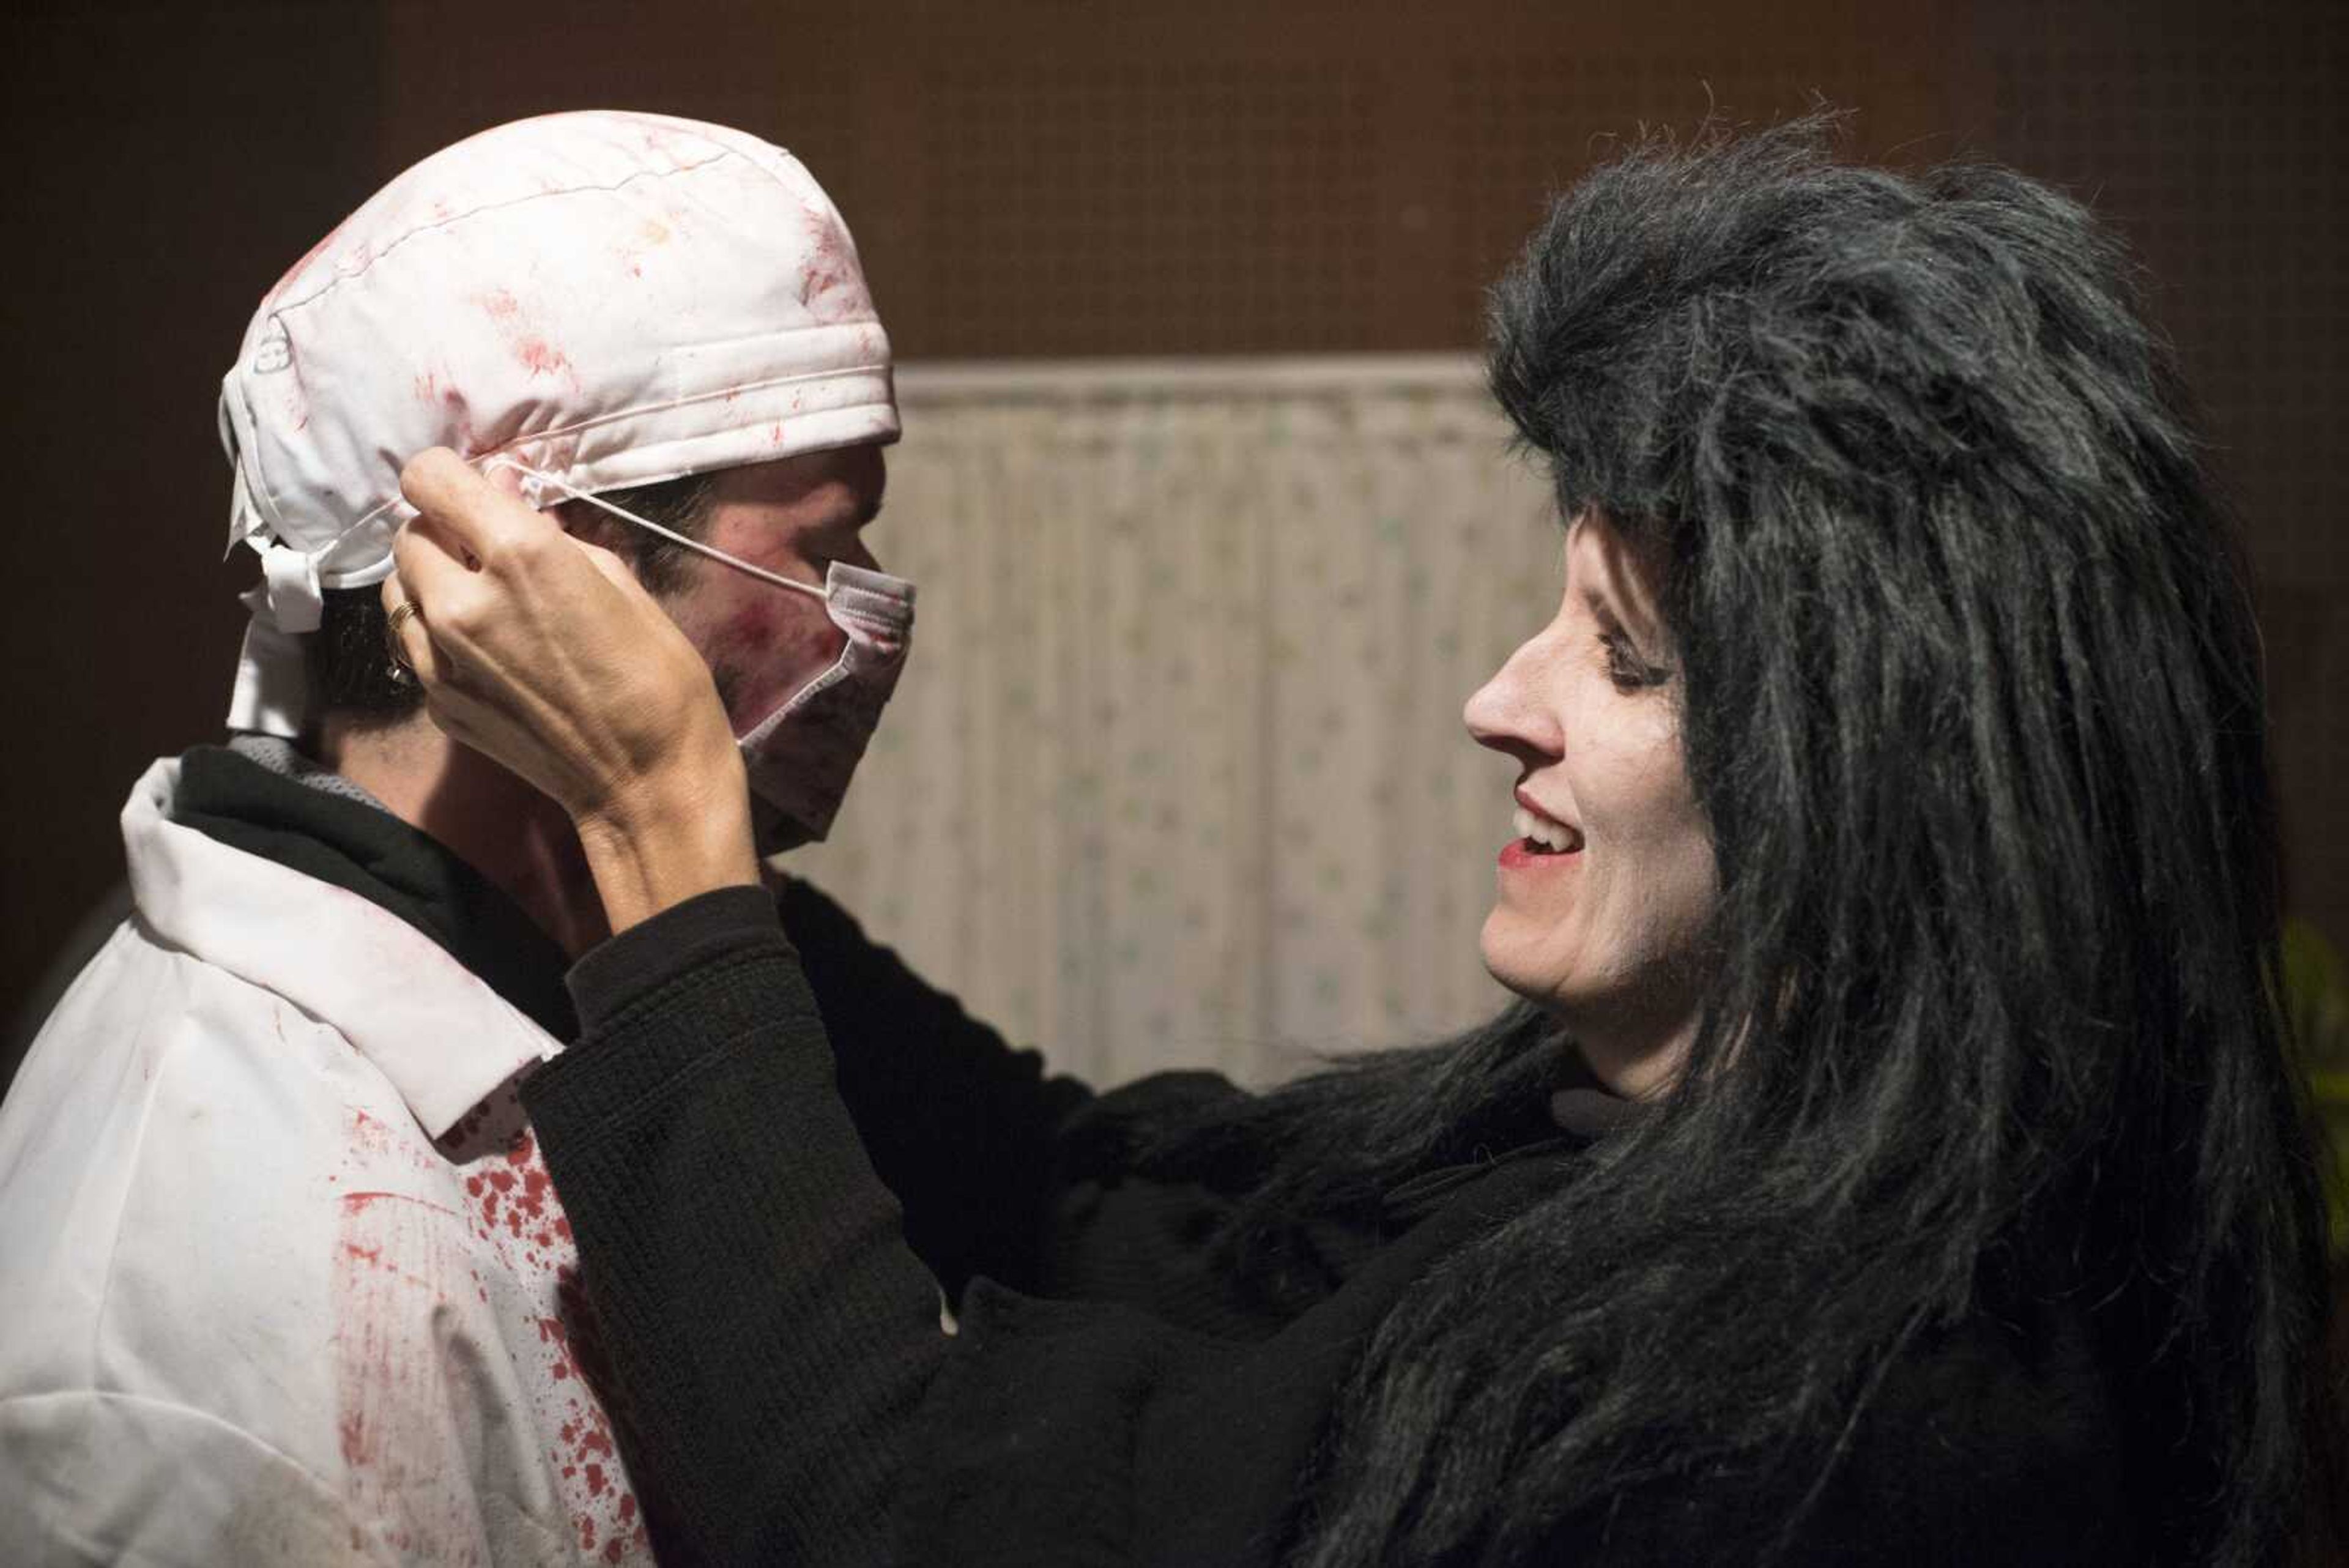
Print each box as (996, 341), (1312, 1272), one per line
(382, 121), (2341, 1566)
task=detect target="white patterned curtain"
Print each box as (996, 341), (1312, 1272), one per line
(789, 355), (1565, 1087)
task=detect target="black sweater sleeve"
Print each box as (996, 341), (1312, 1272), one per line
(773, 875), (1095, 1298)
(527, 888), (1553, 1567)
(530, 886), (949, 1564)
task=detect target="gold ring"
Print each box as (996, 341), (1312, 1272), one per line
(385, 598), (424, 676)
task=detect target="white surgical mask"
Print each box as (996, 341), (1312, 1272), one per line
(491, 458), (915, 847)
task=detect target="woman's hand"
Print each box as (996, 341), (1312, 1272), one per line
(387, 447), (758, 932)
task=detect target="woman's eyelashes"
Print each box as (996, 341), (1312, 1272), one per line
(1598, 630), (1672, 691)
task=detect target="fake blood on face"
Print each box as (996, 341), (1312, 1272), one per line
(702, 595), (844, 729)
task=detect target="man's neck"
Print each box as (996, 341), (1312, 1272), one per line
(316, 714), (611, 959)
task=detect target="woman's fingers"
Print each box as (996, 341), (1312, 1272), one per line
(377, 448), (728, 825)
(390, 451), (576, 699)
(572, 537), (638, 592)
(398, 447), (551, 570)
(377, 447), (759, 923)
(378, 571), (447, 686)
(388, 508), (470, 627)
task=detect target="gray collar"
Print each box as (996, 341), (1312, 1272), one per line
(225, 733), (393, 814)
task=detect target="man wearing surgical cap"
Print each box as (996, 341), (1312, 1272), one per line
(0, 111), (917, 1564)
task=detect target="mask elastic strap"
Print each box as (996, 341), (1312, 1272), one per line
(484, 456), (826, 603)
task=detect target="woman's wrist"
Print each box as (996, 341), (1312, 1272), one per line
(573, 748), (760, 934)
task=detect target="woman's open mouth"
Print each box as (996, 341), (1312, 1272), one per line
(1502, 804), (1583, 867)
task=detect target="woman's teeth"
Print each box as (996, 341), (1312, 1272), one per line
(1512, 806), (1583, 854)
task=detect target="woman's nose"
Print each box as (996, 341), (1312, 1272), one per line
(1464, 635), (1562, 762)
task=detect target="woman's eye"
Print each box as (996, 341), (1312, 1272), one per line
(1600, 632), (1670, 691)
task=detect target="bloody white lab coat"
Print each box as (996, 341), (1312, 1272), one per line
(0, 759), (655, 1565)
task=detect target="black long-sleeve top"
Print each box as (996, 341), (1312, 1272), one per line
(522, 884), (2137, 1567)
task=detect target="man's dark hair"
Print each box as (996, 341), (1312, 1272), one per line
(1139, 118), (2338, 1565)
(307, 470), (717, 723)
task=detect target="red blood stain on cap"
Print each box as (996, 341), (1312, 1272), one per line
(515, 337), (573, 381)
(473, 295), (577, 386)
(340, 1410), (369, 1465)
(797, 209), (861, 321)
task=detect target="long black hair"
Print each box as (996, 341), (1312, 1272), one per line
(1148, 119), (2337, 1565)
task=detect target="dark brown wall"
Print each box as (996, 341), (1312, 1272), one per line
(5, 0), (2343, 1020)
(1, 2), (384, 1017)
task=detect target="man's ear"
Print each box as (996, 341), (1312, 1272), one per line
(544, 495), (590, 538)
(485, 463), (589, 540)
